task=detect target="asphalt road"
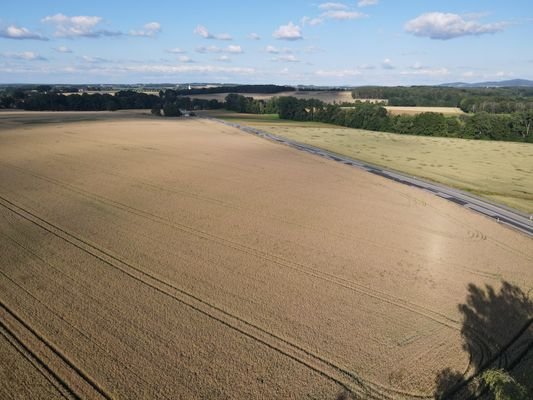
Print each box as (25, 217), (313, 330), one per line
(207, 118), (533, 237)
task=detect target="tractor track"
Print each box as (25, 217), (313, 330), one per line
(0, 300), (113, 400)
(0, 160), (509, 281)
(0, 164), (476, 330)
(0, 194), (434, 400)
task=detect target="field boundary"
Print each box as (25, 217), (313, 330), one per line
(204, 117), (533, 237)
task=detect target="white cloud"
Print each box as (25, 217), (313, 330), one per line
(216, 55), (231, 62)
(319, 2), (348, 10)
(273, 22), (303, 41)
(265, 45), (293, 54)
(272, 54), (300, 62)
(301, 16), (323, 26)
(196, 45), (243, 54)
(265, 45), (279, 54)
(304, 45), (323, 54)
(193, 25), (232, 40)
(178, 55), (194, 63)
(120, 64), (254, 75)
(400, 67), (450, 76)
(358, 0), (379, 7)
(2, 51), (47, 61)
(495, 71), (513, 78)
(226, 45), (243, 53)
(405, 12), (506, 40)
(130, 21), (161, 37)
(54, 46), (72, 53)
(0, 25), (48, 40)
(248, 32), (261, 40)
(42, 13), (121, 38)
(382, 58), (395, 69)
(315, 69), (361, 77)
(81, 55), (108, 63)
(321, 10), (366, 20)
(167, 48), (185, 54)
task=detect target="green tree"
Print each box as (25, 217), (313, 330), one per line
(481, 369), (528, 400)
(163, 102), (181, 117)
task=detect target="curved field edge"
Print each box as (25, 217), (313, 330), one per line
(204, 111), (533, 214)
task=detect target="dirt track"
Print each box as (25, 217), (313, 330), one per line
(0, 113), (531, 399)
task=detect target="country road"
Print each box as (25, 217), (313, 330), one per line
(207, 118), (533, 237)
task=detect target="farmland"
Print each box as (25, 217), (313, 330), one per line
(384, 106), (465, 116)
(185, 90), (384, 104)
(0, 111), (531, 399)
(205, 111), (533, 213)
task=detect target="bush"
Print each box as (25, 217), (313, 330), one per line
(481, 369), (528, 400)
(163, 103), (181, 117)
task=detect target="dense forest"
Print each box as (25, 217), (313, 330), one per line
(351, 86), (533, 113)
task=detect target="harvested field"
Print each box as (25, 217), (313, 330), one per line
(0, 111), (532, 399)
(385, 106), (465, 116)
(185, 90), (382, 104)
(204, 111), (533, 213)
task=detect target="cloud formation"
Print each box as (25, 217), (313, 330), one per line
(42, 13), (121, 38)
(177, 55), (194, 63)
(318, 2), (348, 10)
(167, 48), (185, 54)
(400, 67), (450, 76)
(382, 58), (395, 69)
(358, 0), (379, 7)
(301, 16), (323, 26)
(248, 32), (261, 40)
(193, 25), (232, 40)
(321, 10), (365, 20)
(273, 22), (303, 41)
(54, 46), (73, 53)
(81, 55), (109, 63)
(405, 12), (506, 40)
(272, 54), (299, 62)
(0, 25), (48, 40)
(195, 45), (243, 54)
(315, 69), (361, 77)
(2, 51), (47, 61)
(130, 22), (161, 37)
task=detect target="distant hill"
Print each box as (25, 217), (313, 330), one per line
(440, 79), (533, 88)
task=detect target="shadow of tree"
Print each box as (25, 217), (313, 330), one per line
(435, 281), (533, 399)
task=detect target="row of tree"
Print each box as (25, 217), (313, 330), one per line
(225, 94), (533, 142)
(1, 89), (531, 140)
(351, 86), (533, 113)
(0, 90), (161, 111)
(0, 89), (226, 114)
(167, 84), (295, 96)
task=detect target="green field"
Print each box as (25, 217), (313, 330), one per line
(203, 110), (533, 213)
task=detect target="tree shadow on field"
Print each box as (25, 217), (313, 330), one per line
(434, 281), (533, 399)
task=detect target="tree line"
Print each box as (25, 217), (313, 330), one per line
(0, 89), (225, 113)
(167, 84), (295, 96)
(351, 86), (533, 114)
(225, 94), (533, 142)
(1, 88), (531, 141)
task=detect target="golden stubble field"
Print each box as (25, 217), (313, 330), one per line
(185, 90), (383, 104)
(0, 111), (532, 399)
(384, 106), (465, 116)
(208, 112), (533, 213)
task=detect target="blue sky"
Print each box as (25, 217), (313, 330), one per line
(1, 0), (532, 85)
